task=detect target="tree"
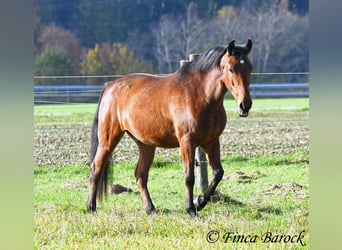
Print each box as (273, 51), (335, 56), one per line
(153, 16), (181, 73)
(179, 3), (206, 59)
(34, 48), (72, 85)
(153, 3), (207, 73)
(34, 1), (42, 55)
(81, 43), (154, 84)
(36, 24), (83, 75)
(212, 3), (308, 82)
(248, 1), (309, 81)
(80, 44), (102, 77)
(34, 0), (309, 79)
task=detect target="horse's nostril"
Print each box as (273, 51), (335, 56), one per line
(240, 100), (252, 111)
(239, 102), (245, 111)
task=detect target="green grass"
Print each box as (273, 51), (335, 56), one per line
(34, 153), (308, 249)
(34, 103), (97, 125)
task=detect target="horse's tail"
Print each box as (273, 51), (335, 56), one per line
(89, 82), (113, 201)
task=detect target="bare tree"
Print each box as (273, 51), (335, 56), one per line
(178, 3), (206, 59)
(215, 6), (242, 43)
(253, 3), (286, 72)
(153, 2), (308, 77)
(250, 1), (308, 80)
(153, 16), (181, 73)
(213, 2), (308, 79)
(153, 3), (207, 73)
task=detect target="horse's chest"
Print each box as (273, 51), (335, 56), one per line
(202, 109), (226, 133)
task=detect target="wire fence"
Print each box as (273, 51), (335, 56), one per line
(33, 72), (309, 105)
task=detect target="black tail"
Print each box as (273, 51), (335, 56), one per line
(89, 84), (113, 201)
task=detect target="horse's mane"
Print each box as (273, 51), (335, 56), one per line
(176, 46), (226, 76)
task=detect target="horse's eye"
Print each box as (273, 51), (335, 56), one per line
(229, 68), (234, 74)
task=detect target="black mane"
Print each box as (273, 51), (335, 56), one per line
(177, 46), (226, 76)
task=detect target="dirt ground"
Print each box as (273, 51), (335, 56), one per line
(34, 112), (309, 167)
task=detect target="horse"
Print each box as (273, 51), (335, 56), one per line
(87, 39), (253, 217)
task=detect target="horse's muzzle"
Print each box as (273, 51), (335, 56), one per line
(239, 100), (252, 117)
(239, 110), (249, 117)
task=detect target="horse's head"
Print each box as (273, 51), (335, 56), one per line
(220, 39), (253, 117)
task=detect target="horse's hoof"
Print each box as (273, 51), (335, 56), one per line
(87, 208), (97, 214)
(87, 203), (96, 214)
(186, 204), (198, 217)
(193, 195), (207, 211)
(188, 209), (197, 218)
(146, 206), (157, 215)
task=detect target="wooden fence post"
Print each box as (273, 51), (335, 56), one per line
(180, 54), (209, 194)
(189, 54), (209, 194)
(194, 147), (208, 193)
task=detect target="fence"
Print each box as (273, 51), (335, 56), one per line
(250, 83), (308, 98)
(33, 75), (309, 104)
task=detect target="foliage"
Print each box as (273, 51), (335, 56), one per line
(34, 0), (309, 79)
(80, 44), (101, 78)
(81, 43), (154, 84)
(36, 24), (83, 75)
(34, 48), (72, 85)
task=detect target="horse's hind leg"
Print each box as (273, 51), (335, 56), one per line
(134, 141), (156, 214)
(87, 146), (111, 212)
(194, 139), (224, 211)
(87, 127), (124, 213)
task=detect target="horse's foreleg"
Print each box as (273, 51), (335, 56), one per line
(135, 142), (156, 214)
(179, 136), (196, 217)
(194, 139), (224, 211)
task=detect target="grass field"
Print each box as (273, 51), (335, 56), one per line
(34, 98), (309, 249)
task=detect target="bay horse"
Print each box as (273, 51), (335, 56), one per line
(87, 39), (253, 217)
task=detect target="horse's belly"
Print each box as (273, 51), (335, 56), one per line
(123, 114), (179, 148)
(138, 133), (180, 148)
(128, 127), (179, 148)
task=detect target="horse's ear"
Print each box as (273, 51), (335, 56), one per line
(245, 39), (252, 53)
(227, 40), (235, 55)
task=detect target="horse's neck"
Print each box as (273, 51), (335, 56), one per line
(202, 69), (227, 105)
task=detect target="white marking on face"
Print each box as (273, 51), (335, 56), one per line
(240, 59), (245, 64)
